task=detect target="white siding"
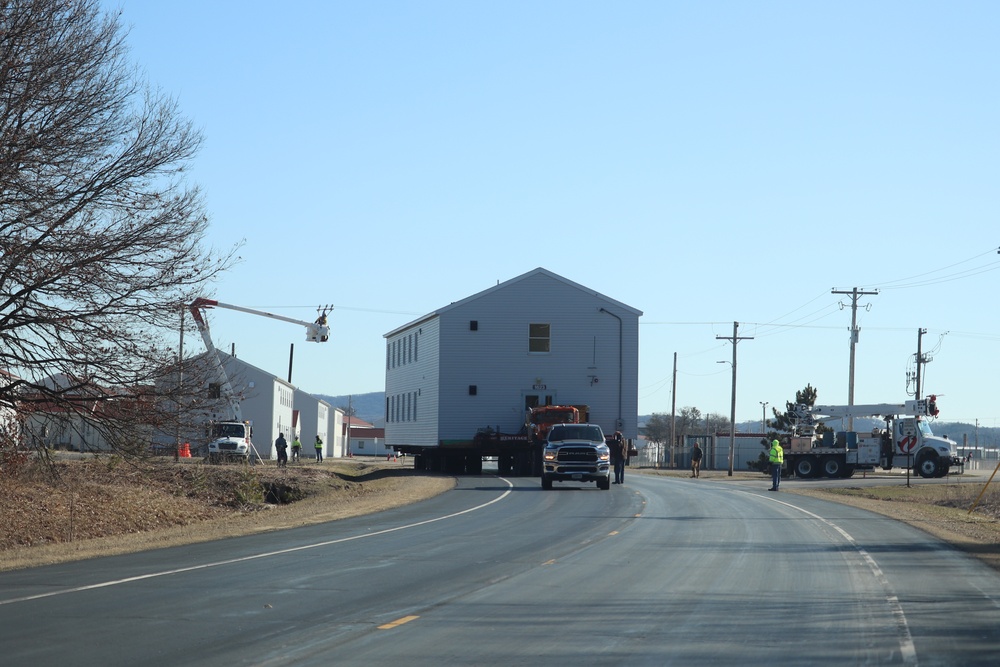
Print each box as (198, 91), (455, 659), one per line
(384, 317), (440, 448)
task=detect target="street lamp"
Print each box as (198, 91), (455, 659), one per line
(718, 360), (736, 476)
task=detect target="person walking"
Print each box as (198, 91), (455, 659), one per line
(314, 435), (324, 462)
(274, 432), (288, 468)
(290, 436), (301, 462)
(768, 439), (784, 491)
(611, 431), (627, 485)
(691, 442), (703, 478)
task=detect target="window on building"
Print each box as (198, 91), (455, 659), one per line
(529, 323), (550, 353)
(470, 320), (478, 331)
(469, 385), (477, 396)
(208, 383), (221, 399)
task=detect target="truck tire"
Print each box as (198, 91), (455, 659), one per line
(916, 452), (940, 479)
(794, 456), (819, 479)
(842, 465), (856, 479)
(541, 476), (553, 490)
(598, 476), (611, 490)
(821, 456), (842, 478)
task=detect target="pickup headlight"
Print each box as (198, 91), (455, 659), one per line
(544, 446), (557, 461)
(598, 445), (610, 461)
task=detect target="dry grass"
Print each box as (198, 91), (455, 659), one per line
(0, 455), (454, 572)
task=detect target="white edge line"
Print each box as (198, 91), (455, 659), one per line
(757, 492), (918, 665)
(0, 478), (515, 607)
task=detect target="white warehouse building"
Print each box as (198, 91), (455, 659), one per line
(383, 267), (642, 472)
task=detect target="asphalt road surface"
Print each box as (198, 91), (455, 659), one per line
(1, 473), (998, 666)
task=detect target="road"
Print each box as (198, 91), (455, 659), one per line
(1, 473), (998, 666)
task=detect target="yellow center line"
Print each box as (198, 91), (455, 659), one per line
(378, 615), (420, 630)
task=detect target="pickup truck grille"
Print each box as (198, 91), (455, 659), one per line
(556, 446), (599, 463)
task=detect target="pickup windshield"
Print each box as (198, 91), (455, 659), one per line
(548, 425), (604, 443)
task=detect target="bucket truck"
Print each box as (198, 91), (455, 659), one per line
(786, 396), (960, 479)
(188, 298), (332, 462)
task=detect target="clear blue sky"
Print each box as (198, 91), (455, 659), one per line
(111, 1), (1000, 427)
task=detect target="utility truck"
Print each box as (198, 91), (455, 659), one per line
(188, 298), (332, 463)
(787, 396), (960, 479)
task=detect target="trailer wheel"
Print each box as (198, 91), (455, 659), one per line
(794, 456), (819, 478)
(916, 452), (940, 478)
(821, 456), (842, 478)
(498, 455), (512, 476)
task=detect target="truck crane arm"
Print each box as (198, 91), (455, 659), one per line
(793, 396), (939, 422)
(188, 298), (333, 421)
(190, 298), (332, 342)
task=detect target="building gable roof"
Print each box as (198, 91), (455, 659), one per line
(385, 267), (642, 337)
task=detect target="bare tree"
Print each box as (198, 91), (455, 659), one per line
(642, 412), (671, 465)
(703, 412), (731, 435)
(0, 0), (236, 457)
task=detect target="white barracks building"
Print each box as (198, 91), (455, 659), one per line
(383, 268), (641, 464)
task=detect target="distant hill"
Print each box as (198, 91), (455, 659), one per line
(316, 392), (384, 426)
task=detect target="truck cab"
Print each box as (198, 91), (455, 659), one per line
(206, 420), (254, 462)
(888, 417), (960, 478)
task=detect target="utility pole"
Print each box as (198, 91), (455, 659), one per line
(832, 287), (878, 430)
(670, 352), (677, 470)
(717, 322), (753, 476)
(759, 401), (768, 434)
(915, 328), (927, 400)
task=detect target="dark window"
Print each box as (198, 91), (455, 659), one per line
(470, 320), (478, 331)
(469, 385), (477, 396)
(529, 323), (550, 352)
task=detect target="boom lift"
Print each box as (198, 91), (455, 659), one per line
(188, 298), (332, 462)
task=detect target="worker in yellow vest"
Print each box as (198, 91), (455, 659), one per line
(768, 439), (784, 491)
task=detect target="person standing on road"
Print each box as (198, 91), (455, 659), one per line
(691, 442), (703, 478)
(314, 435), (324, 462)
(768, 439), (784, 491)
(611, 431), (627, 485)
(274, 432), (288, 468)
(290, 435), (301, 462)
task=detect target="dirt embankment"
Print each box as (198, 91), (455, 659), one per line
(0, 456), (454, 572)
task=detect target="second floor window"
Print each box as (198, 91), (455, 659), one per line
(529, 323), (550, 353)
